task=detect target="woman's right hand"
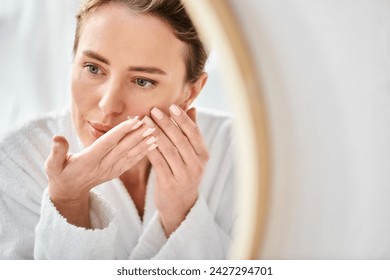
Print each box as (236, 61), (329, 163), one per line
(44, 118), (157, 228)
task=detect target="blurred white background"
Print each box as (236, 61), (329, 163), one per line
(228, 0), (390, 258)
(4, 0), (390, 260)
(0, 0), (232, 136)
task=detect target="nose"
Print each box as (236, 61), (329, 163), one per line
(98, 79), (125, 116)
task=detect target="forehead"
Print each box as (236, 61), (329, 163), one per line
(77, 2), (186, 70)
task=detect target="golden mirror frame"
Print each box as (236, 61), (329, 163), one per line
(183, 0), (270, 259)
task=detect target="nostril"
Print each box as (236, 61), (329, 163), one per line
(98, 89), (125, 115)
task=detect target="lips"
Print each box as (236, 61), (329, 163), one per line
(88, 121), (114, 139)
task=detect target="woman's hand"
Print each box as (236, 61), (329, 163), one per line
(143, 105), (209, 236)
(45, 118), (157, 228)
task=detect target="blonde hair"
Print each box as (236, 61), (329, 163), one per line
(74, 0), (208, 83)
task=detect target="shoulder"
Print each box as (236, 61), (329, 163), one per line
(196, 107), (235, 144)
(0, 110), (72, 205)
(0, 110), (72, 169)
(1, 111), (64, 140)
(196, 108), (236, 173)
(197, 107), (234, 127)
(195, 109), (237, 223)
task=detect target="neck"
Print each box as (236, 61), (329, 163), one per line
(120, 157), (151, 220)
(119, 157), (151, 190)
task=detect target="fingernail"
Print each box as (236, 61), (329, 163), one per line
(127, 115), (139, 120)
(148, 143), (158, 151)
(146, 136), (158, 145)
(151, 107), (164, 120)
(142, 127), (155, 137)
(131, 120), (143, 130)
(169, 104), (181, 116)
(142, 115), (155, 128)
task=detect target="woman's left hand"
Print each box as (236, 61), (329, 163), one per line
(144, 105), (209, 237)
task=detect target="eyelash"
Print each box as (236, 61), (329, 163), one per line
(84, 63), (104, 75)
(82, 63), (157, 90)
(132, 77), (157, 89)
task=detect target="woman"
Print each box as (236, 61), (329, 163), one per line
(0, 0), (236, 259)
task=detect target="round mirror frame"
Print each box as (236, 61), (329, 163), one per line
(183, 0), (270, 259)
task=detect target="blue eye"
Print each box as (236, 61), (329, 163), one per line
(85, 63), (101, 75)
(134, 78), (156, 88)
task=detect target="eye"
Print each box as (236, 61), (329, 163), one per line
(134, 78), (156, 89)
(84, 63), (102, 75)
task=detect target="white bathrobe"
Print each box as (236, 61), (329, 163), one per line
(0, 108), (236, 259)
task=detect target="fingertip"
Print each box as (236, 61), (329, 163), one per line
(52, 135), (67, 144)
(169, 104), (182, 116)
(131, 120), (143, 130)
(52, 135), (62, 142)
(142, 115), (155, 128)
(51, 135), (69, 153)
(187, 107), (197, 123)
(147, 143), (158, 152)
(188, 107), (196, 114)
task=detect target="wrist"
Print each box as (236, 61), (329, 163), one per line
(158, 194), (198, 237)
(159, 211), (185, 237)
(49, 186), (91, 228)
(48, 179), (90, 202)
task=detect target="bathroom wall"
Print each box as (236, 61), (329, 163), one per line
(231, 0), (390, 258)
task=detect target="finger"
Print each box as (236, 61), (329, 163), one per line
(110, 135), (158, 176)
(99, 124), (156, 168)
(147, 146), (173, 180)
(187, 107), (197, 123)
(168, 105), (208, 160)
(89, 118), (143, 160)
(143, 113), (187, 173)
(45, 135), (69, 176)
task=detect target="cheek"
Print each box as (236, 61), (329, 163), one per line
(71, 71), (99, 113)
(151, 85), (187, 109)
(145, 91), (184, 116)
(125, 85), (183, 117)
(70, 70), (102, 146)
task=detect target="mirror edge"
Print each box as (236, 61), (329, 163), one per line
(182, 0), (271, 259)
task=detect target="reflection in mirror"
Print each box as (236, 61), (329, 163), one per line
(184, 0), (270, 260)
(0, 0), (238, 260)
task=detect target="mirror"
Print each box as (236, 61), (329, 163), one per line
(183, 0), (269, 259)
(1, 0), (260, 259)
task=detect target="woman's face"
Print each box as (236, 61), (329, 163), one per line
(72, 3), (191, 147)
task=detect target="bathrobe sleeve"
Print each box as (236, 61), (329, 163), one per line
(130, 194), (234, 260)
(0, 115), (122, 259)
(0, 146), (42, 259)
(130, 111), (237, 259)
(1, 109), (237, 260)
(34, 188), (120, 259)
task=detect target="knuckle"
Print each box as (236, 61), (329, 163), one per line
(124, 153), (133, 162)
(175, 137), (190, 150)
(203, 151), (210, 162)
(167, 146), (179, 157)
(192, 125), (201, 135)
(192, 134), (203, 146)
(154, 156), (167, 168)
(193, 163), (204, 176)
(44, 158), (51, 172)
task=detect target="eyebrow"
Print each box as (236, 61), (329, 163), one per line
(83, 50), (109, 65)
(83, 50), (167, 75)
(128, 66), (166, 75)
